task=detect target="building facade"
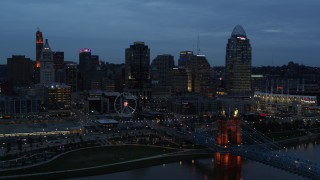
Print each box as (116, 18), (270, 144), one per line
(7, 55), (34, 86)
(185, 55), (212, 96)
(178, 51), (193, 67)
(36, 29), (43, 68)
(65, 63), (78, 92)
(40, 39), (55, 84)
(151, 54), (175, 97)
(125, 42), (151, 100)
(169, 68), (188, 95)
(0, 95), (41, 117)
(225, 25), (252, 97)
(43, 83), (71, 111)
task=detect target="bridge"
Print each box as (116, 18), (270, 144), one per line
(190, 116), (320, 179)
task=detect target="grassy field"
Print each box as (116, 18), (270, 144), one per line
(1, 145), (179, 177)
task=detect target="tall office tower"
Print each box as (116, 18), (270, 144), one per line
(7, 55), (34, 86)
(79, 48), (91, 73)
(225, 25), (252, 97)
(53, 51), (65, 83)
(78, 48), (92, 91)
(151, 54), (175, 96)
(169, 67), (188, 95)
(36, 29), (44, 68)
(151, 54), (174, 86)
(185, 55), (212, 95)
(125, 42), (151, 100)
(34, 29), (44, 83)
(53, 51), (64, 70)
(65, 63), (78, 92)
(178, 51), (193, 67)
(40, 39), (55, 84)
(90, 55), (100, 68)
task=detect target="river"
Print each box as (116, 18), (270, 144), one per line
(75, 140), (319, 180)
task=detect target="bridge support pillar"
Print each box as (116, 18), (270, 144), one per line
(214, 117), (241, 174)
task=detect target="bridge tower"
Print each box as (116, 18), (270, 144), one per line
(215, 109), (241, 169)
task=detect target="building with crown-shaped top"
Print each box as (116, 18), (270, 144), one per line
(40, 39), (55, 84)
(225, 25), (252, 97)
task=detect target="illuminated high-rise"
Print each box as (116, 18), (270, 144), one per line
(36, 29), (44, 68)
(125, 42), (151, 100)
(79, 48), (92, 73)
(178, 51), (193, 67)
(40, 39), (55, 84)
(225, 25), (252, 97)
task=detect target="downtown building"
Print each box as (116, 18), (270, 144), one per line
(78, 48), (100, 91)
(53, 51), (65, 83)
(125, 42), (152, 101)
(175, 51), (213, 97)
(34, 29), (44, 83)
(225, 25), (252, 97)
(40, 39), (55, 84)
(7, 55), (34, 86)
(65, 63), (78, 92)
(0, 95), (41, 117)
(151, 54), (175, 97)
(219, 25), (254, 115)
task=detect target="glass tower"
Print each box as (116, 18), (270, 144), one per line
(125, 42), (151, 100)
(225, 25), (252, 97)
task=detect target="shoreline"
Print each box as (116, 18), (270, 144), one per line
(1, 134), (319, 179)
(0, 147), (213, 180)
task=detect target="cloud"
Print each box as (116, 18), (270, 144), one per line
(0, 0), (320, 66)
(263, 29), (282, 33)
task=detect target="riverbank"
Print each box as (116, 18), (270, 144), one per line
(0, 145), (213, 180)
(275, 132), (320, 146)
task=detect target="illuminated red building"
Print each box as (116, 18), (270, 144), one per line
(36, 29), (44, 68)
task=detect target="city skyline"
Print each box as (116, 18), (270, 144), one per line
(1, 0), (320, 66)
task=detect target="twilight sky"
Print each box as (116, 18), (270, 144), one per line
(1, 0), (320, 67)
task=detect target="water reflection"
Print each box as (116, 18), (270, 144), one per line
(214, 153), (241, 180)
(74, 139), (320, 180)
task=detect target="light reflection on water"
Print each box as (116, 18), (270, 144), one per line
(74, 140), (319, 180)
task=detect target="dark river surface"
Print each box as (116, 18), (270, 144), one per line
(75, 140), (319, 180)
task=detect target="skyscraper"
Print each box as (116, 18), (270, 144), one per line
(36, 29), (43, 68)
(53, 51), (64, 70)
(78, 48), (91, 91)
(40, 39), (55, 84)
(185, 54), (212, 95)
(7, 55), (34, 86)
(151, 54), (174, 86)
(79, 48), (92, 73)
(151, 54), (175, 97)
(178, 51), (193, 67)
(65, 63), (78, 92)
(125, 42), (151, 100)
(225, 25), (252, 97)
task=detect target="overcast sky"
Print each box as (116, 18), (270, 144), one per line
(1, 0), (320, 67)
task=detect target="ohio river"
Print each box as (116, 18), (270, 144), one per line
(76, 140), (319, 180)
